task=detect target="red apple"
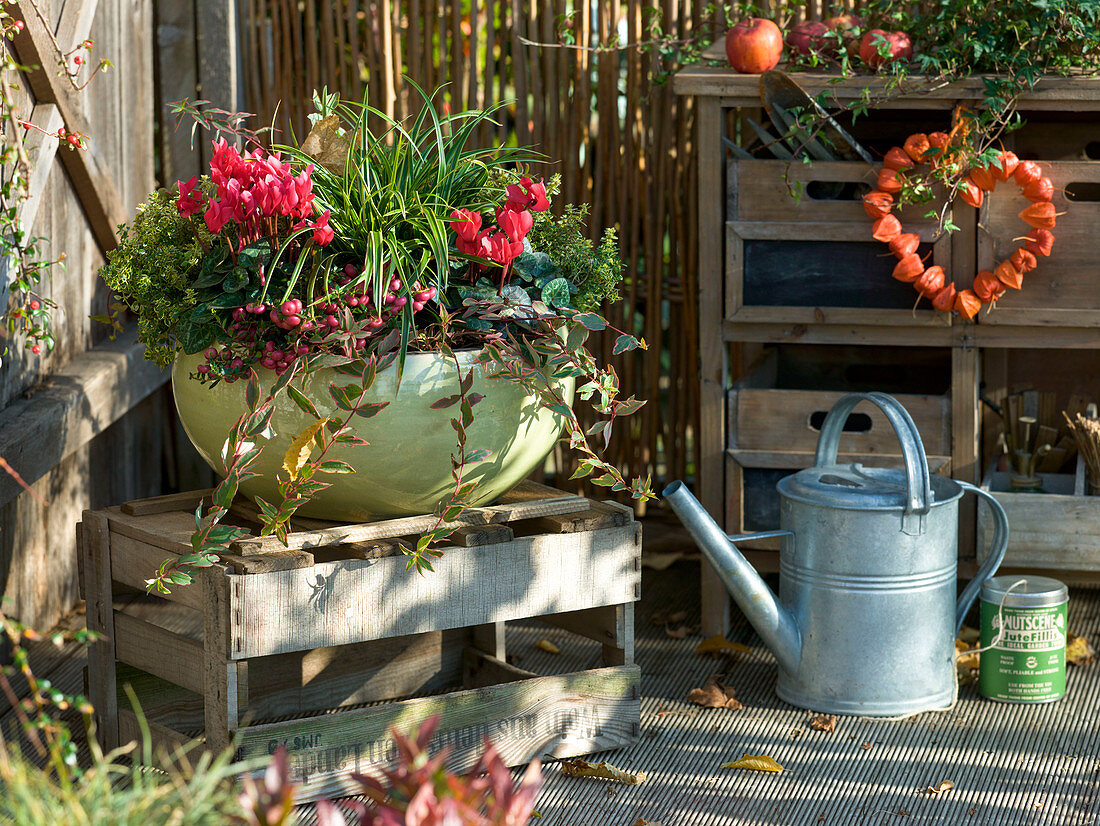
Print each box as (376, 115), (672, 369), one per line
(859, 29), (913, 68)
(786, 20), (829, 57)
(822, 14), (864, 57)
(725, 19), (784, 74)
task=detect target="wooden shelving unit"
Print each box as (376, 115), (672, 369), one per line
(675, 58), (1100, 634)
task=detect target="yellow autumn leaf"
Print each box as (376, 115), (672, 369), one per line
(535, 639), (561, 655)
(721, 754), (785, 773)
(695, 635), (753, 656)
(282, 420), (329, 481)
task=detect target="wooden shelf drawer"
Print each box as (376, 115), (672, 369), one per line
(978, 160), (1100, 327)
(726, 160), (954, 329)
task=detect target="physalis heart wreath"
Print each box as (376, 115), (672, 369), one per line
(862, 132), (1060, 319)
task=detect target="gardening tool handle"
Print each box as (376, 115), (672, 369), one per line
(955, 481), (1008, 634)
(814, 392), (933, 522)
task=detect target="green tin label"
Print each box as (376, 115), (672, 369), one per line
(978, 599), (1066, 703)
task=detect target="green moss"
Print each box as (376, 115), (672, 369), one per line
(98, 188), (208, 367)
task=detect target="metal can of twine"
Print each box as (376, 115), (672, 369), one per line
(978, 576), (1068, 703)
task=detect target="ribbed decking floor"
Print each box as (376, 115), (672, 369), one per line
(5, 550), (1100, 825)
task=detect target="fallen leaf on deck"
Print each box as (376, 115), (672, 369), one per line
(695, 635), (753, 657)
(957, 625), (980, 644)
(665, 624), (690, 639)
(641, 551), (682, 571)
(925, 779), (955, 795)
(687, 676), (742, 710)
(1067, 634), (1096, 666)
(631, 819), (662, 826)
(721, 754), (784, 773)
(956, 638), (980, 685)
(861, 741), (873, 751)
(535, 639), (561, 655)
(560, 758), (646, 785)
(668, 610), (688, 624)
(810, 714), (836, 732)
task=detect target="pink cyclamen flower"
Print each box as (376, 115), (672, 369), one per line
(311, 210), (334, 246)
(497, 206), (533, 243)
(486, 231), (524, 266)
(450, 208), (482, 243)
(523, 177), (551, 211)
(176, 176), (204, 217)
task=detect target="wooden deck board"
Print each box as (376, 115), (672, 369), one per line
(6, 549), (1100, 824)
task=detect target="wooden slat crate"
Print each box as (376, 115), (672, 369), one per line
(725, 160), (954, 331)
(978, 160), (1100, 327)
(78, 482), (641, 803)
(724, 347), (952, 567)
(977, 461), (1100, 575)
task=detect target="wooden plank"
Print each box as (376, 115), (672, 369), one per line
(978, 468), (1100, 570)
(728, 449), (952, 473)
(107, 530), (209, 612)
(696, 96), (729, 638)
(672, 65), (1100, 109)
(234, 665), (641, 803)
(229, 492), (590, 555)
(120, 489), (212, 516)
(0, 328), (167, 509)
(81, 511), (118, 750)
(117, 708), (197, 757)
(722, 320), (958, 347)
(17, 103), (63, 232)
(539, 603), (635, 667)
(731, 388), (951, 457)
(524, 502), (628, 534)
(201, 569), (238, 754)
(462, 648), (538, 689)
(8, 1), (129, 252)
(228, 523), (642, 658)
(953, 346), (980, 561)
(113, 611), (204, 694)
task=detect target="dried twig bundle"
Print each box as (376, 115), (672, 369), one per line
(1063, 411), (1100, 494)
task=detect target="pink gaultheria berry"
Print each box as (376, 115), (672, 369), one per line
(392, 296), (407, 309)
(344, 263), (358, 277)
(280, 300), (297, 316)
(197, 364), (209, 374)
(325, 314), (339, 328)
(390, 277), (402, 291)
(384, 292), (395, 304)
(300, 319), (314, 332)
(347, 297), (359, 307)
(367, 318), (384, 330)
(296, 344), (309, 355)
(412, 301), (425, 312)
(204, 347), (217, 359)
(231, 357), (244, 369)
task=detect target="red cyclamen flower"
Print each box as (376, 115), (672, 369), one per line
(449, 208), (482, 242)
(176, 176), (204, 217)
(504, 177), (551, 213)
(497, 207), (533, 243)
(486, 231), (524, 266)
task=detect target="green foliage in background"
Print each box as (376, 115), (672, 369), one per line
(528, 204), (622, 313)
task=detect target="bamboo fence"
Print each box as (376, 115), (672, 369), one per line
(236, 1), (861, 495)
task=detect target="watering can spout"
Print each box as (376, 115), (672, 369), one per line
(663, 481), (802, 674)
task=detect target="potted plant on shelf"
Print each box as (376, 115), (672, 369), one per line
(99, 87), (653, 585)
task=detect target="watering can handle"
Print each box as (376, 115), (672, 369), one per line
(814, 392), (932, 517)
(954, 481), (1008, 634)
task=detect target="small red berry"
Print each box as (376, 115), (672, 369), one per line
(57, 127), (66, 137)
(73, 55), (84, 65)
(83, 39), (93, 48)
(12, 20), (24, 31)
(31, 344), (41, 354)
(29, 299), (39, 310)
(67, 134), (81, 147)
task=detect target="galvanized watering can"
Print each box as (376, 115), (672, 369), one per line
(665, 392), (1008, 716)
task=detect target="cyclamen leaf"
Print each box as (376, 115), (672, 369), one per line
(282, 420), (329, 481)
(287, 385), (321, 418)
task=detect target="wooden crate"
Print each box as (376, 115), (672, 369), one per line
(724, 347), (952, 566)
(977, 461), (1100, 573)
(726, 160), (954, 330)
(978, 160), (1100, 327)
(79, 482), (641, 803)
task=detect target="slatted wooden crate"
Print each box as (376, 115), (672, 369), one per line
(725, 346), (952, 565)
(725, 160), (954, 331)
(78, 482), (641, 802)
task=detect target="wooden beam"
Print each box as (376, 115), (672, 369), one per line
(9, 0), (129, 253)
(0, 325), (168, 508)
